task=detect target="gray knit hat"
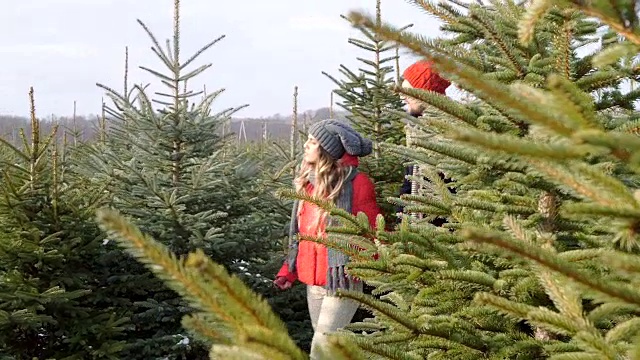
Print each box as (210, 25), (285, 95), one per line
(308, 119), (373, 160)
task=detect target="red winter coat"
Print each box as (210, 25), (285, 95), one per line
(276, 154), (381, 286)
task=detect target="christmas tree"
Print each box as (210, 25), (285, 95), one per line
(323, 0), (409, 224)
(339, 0), (640, 358)
(323, 0), (408, 155)
(94, 0), (640, 359)
(78, 0), (288, 357)
(0, 89), (129, 359)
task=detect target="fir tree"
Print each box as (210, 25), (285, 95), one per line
(339, 0), (640, 358)
(79, 0), (285, 357)
(323, 0), (408, 155)
(0, 88), (129, 359)
(323, 0), (410, 224)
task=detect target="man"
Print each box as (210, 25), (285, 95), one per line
(397, 60), (454, 226)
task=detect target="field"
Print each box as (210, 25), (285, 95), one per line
(2, 0), (640, 359)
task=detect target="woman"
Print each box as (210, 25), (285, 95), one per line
(274, 119), (381, 358)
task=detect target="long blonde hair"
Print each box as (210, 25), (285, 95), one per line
(294, 147), (349, 203)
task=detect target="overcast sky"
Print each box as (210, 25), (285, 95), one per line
(0, 0), (443, 118)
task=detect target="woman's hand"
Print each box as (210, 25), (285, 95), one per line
(273, 276), (293, 290)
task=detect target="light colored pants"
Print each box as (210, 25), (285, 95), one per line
(307, 285), (361, 359)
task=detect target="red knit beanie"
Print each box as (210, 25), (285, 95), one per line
(403, 60), (450, 94)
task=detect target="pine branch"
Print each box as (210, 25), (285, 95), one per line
(409, 0), (462, 25)
(562, 0), (640, 46)
(468, 7), (526, 77)
(518, 0), (554, 45)
(95, 208), (307, 360)
(450, 126), (601, 160)
(526, 159), (632, 207)
(395, 86), (479, 126)
(276, 188), (378, 236)
(346, 12), (584, 137)
(312, 335), (368, 360)
(462, 226), (640, 307)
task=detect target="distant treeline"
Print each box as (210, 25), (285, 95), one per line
(0, 107), (348, 145)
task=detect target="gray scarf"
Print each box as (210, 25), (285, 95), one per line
(286, 166), (362, 295)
